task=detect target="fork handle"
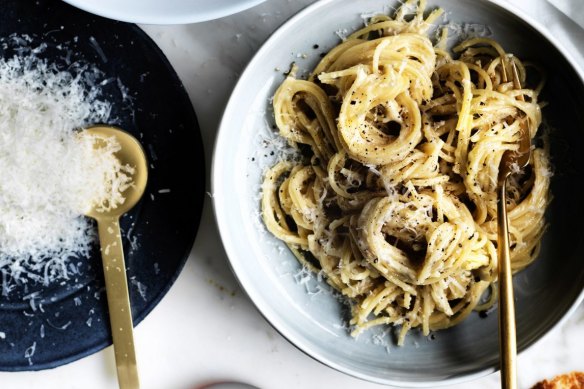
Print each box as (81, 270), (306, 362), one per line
(97, 216), (140, 389)
(497, 182), (517, 389)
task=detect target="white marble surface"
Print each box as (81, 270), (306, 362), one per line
(1, 0), (583, 388)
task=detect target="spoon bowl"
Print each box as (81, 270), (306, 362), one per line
(84, 125), (148, 218)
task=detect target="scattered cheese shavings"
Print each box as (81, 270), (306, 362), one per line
(130, 277), (147, 301)
(0, 35), (133, 294)
(335, 28), (350, 41)
(88, 36), (108, 63)
(46, 319), (72, 330)
(24, 341), (36, 365)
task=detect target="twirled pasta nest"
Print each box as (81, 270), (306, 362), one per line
(262, 0), (551, 345)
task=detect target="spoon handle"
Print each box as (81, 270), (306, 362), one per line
(97, 216), (140, 389)
(497, 181), (517, 389)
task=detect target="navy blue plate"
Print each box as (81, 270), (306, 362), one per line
(0, 0), (204, 371)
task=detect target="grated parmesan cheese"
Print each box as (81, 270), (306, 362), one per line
(0, 40), (133, 294)
(24, 341), (36, 365)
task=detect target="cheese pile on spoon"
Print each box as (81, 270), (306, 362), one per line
(0, 53), (133, 294)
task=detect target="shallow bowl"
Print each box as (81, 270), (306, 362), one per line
(212, 0), (584, 385)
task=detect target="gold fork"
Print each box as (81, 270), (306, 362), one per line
(497, 60), (531, 389)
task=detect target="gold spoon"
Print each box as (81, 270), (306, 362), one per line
(83, 125), (148, 389)
(497, 61), (531, 389)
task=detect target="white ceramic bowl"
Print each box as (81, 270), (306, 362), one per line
(212, 0), (584, 386)
(62, 0), (268, 24)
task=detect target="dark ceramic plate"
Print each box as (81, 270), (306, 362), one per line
(0, 0), (204, 371)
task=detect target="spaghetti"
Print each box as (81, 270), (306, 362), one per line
(262, 0), (551, 345)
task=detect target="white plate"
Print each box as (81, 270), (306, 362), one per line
(62, 0), (268, 24)
(212, 0), (584, 386)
